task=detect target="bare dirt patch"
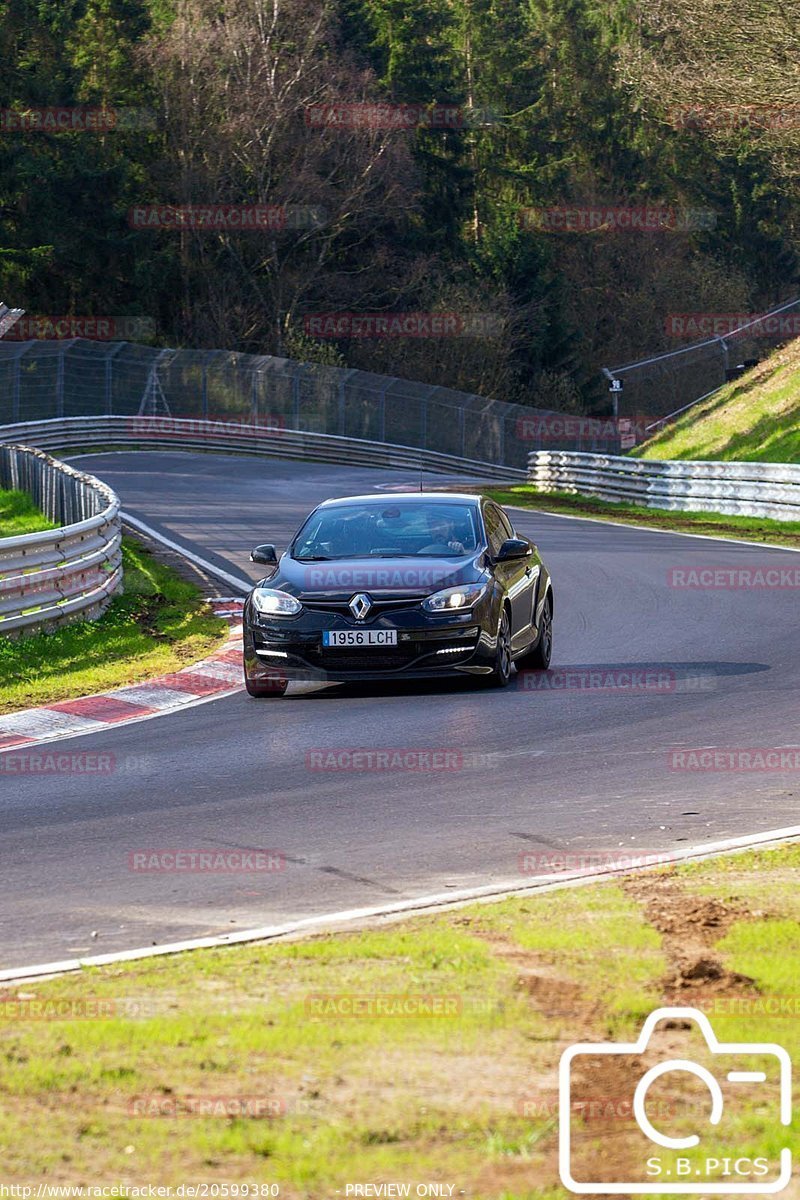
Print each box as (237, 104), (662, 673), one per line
(622, 873), (756, 998)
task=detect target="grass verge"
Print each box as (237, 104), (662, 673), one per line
(0, 487), (57, 538)
(486, 486), (800, 549)
(0, 843), (798, 1195)
(633, 336), (800, 463)
(0, 536), (228, 713)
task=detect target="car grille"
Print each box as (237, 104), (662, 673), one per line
(318, 651), (420, 670)
(274, 639), (476, 673)
(300, 594), (427, 618)
(303, 645), (420, 671)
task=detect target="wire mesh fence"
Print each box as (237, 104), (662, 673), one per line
(0, 339), (623, 470)
(603, 296), (800, 432)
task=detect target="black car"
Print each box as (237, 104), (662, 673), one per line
(242, 492), (553, 696)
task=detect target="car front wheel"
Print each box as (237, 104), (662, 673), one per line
(485, 609), (513, 688)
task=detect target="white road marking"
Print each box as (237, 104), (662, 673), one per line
(507, 504), (800, 553)
(2, 823), (799, 983)
(121, 513), (254, 593)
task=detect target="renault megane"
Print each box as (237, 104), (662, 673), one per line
(242, 492), (553, 696)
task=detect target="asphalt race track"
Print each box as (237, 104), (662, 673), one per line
(1, 450), (798, 969)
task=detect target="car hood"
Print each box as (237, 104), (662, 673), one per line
(262, 553), (487, 598)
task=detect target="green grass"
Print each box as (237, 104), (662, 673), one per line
(486, 487), (800, 548)
(0, 487), (57, 538)
(1, 844), (798, 1194)
(0, 536), (227, 712)
(470, 885), (666, 1034)
(633, 337), (800, 463)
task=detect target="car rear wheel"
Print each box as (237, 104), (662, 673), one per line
(485, 609), (512, 688)
(519, 596), (552, 670)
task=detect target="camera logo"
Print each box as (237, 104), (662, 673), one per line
(559, 1006), (792, 1194)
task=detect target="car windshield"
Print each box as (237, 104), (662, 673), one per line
(292, 502), (481, 560)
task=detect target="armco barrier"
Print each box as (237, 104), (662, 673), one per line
(0, 444), (122, 635)
(528, 451), (800, 522)
(0, 414), (526, 481)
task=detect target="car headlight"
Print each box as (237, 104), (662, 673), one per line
(421, 581), (488, 613)
(252, 588), (302, 616)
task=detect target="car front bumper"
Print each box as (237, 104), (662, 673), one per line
(243, 602), (498, 683)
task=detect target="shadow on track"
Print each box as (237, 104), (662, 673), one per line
(284, 660), (770, 701)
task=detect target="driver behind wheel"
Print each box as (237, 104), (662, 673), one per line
(420, 514), (466, 556)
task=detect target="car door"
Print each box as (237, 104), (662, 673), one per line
(483, 501), (537, 650)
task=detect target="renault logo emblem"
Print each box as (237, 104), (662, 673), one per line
(349, 593), (372, 620)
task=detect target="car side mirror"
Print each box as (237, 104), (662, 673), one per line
(250, 543), (278, 566)
(496, 537), (533, 563)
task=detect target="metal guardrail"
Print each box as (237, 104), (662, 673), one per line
(0, 444), (122, 635)
(0, 414), (527, 481)
(527, 451), (800, 522)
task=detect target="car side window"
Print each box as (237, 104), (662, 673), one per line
(497, 507), (514, 540)
(482, 504), (506, 556)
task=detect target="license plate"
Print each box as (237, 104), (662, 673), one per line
(323, 630), (398, 647)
